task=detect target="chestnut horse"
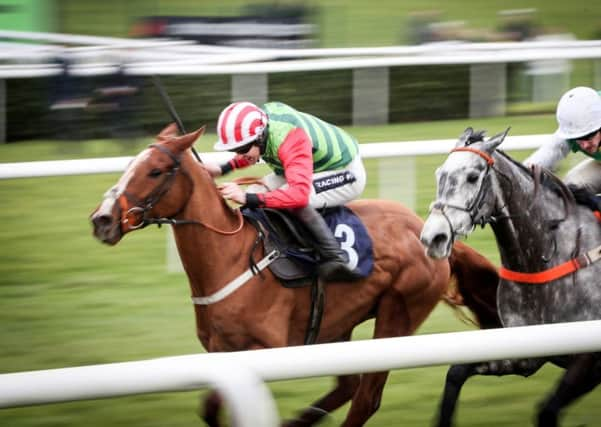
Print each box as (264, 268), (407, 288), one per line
(90, 124), (500, 427)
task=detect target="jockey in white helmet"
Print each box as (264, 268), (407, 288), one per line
(525, 86), (601, 192)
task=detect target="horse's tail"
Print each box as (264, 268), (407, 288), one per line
(446, 241), (502, 329)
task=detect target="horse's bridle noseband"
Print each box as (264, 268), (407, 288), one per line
(430, 147), (496, 237)
(120, 143), (182, 230)
(117, 143), (245, 235)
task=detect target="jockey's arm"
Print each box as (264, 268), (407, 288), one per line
(523, 133), (570, 171)
(245, 128), (313, 209)
(207, 155), (254, 177)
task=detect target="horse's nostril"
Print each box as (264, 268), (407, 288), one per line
(92, 214), (113, 229)
(432, 233), (449, 247)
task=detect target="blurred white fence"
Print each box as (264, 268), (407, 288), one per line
(2, 320), (601, 427)
(0, 133), (548, 180)
(0, 133), (548, 273)
(0, 30), (600, 142)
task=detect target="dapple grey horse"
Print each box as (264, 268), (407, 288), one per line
(420, 127), (601, 427)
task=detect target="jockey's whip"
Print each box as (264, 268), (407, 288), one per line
(151, 75), (203, 163)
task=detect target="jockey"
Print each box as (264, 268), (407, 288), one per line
(205, 101), (366, 282)
(524, 86), (601, 193)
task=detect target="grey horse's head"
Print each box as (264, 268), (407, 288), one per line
(420, 127), (510, 259)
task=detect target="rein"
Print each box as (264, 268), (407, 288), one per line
(145, 210), (244, 235)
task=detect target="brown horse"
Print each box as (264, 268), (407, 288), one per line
(90, 123), (500, 427)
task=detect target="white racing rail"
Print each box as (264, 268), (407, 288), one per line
(0, 134), (549, 179)
(1, 320), (601, 426)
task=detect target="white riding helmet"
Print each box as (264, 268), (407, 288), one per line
(555, 86), (601, 140)
(214, 102), (268, 151)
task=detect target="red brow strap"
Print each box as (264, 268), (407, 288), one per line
(451, 147), (495, 166)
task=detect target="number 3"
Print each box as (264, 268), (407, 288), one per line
(334, 224), (358, 270)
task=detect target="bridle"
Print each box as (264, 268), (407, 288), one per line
(119, 144), (243, 235)
(429, 146), (496, 239)
(119, 143), (182, 230)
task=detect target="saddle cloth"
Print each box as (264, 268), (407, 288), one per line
(242, 206), (374, 287)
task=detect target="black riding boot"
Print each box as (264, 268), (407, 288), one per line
(292, 206), (362, 282)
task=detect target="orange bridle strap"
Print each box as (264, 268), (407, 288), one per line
(450, 147), (495, 166)
(499, 259), (583, 284)
(500, 214), (601, 284)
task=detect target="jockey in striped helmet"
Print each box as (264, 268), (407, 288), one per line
(206, 101), (366, 282)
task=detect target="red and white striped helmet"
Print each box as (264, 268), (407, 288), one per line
(214, 102), (268, 151)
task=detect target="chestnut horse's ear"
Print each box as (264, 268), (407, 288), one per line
(194, 125), (206, 138)
(157, 123), (179, 139)
(169, 125), (206, 152)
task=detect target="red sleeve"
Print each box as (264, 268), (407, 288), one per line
(228, 155), (252, 170)
(260, 128), (313, 209)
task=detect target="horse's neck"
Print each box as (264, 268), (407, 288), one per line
(490, 154), (567, 271)
(171, 155), (255, 296)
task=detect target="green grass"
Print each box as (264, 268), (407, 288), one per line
(1, 116), (600, 426)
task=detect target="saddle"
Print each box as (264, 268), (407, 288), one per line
(242, 206), (374, 345)
(241, 206), (373, 288)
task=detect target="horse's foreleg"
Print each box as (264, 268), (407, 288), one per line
(199, 390), (223, 427)
(339, 291), (413, 427)
(436, 358), (546, 427)
(341, 371), (388, 427)
(537, 354), (601, 427)
(282, 374), (360, 427)
(436, 363), (479, 427)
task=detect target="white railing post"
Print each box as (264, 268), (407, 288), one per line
(0, 78), (5, 143)
(231, 73), (268, 106)
(469, 63), (507, 118)
(352, 67), (389, 125)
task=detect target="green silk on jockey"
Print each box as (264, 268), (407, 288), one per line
(261, 102), (358, 175)
(566, 90), (601, 161)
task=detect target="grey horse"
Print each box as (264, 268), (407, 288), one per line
(420, 127), (601, 427)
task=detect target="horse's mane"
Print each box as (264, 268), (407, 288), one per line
(464, 129), (487, 146)
(494, 146), (577, 208)
(466, 129), (577, 208)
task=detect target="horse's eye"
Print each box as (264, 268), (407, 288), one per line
(466, 172), (479, 184)
(149, 168), (162, 178)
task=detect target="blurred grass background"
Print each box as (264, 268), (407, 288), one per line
(2, 114), (600, 427)
(2, 0), (601, 426)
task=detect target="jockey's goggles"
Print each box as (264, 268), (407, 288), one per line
(231, 142), (254, 155)
(577, 128), (600, 142)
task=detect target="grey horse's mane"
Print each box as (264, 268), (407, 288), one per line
(467, 129), (576, 206)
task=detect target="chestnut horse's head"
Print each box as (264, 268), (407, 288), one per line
(90, 123), (205, 245)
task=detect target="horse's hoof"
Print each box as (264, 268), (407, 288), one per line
(537, 410), (558, 427)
